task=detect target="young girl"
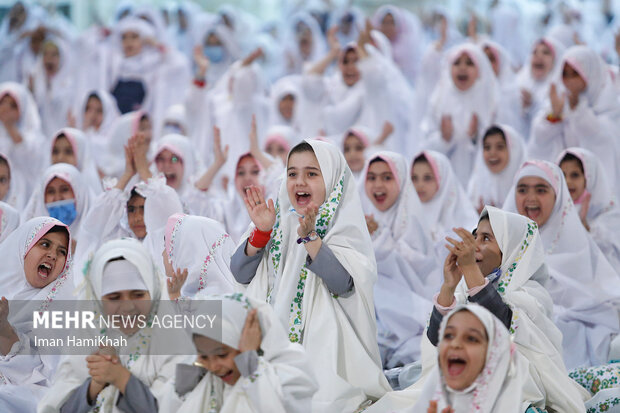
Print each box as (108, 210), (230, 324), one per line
(420, 43), (498, 187)
(361, 151), (438, 368)
(528, 45), (620, 194)
(231, 140), (390, 412)
(160, 292), (317, 412)
(412, 304), (527, 413)
(504, 160), (620, 369)
(268, 75), (301, 132)
(101, 110), (152, 178)
(0, 217), (71, 413)
(38, 237), (190, 412)
(558, 148), (620, 269)
(49, 128), (102, 194)
(0, 200), (20, 243)
(264, 125), (295, 164)
(410, 151), (478, 259)
(467, 124), (526, 213)
(342, 126), (371, 179)
(152, 133), (200, 203)
(163, 213), (241, 299)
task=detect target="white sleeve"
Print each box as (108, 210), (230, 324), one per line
(0, 331), (52, 387)
(526, 110), (565, 161)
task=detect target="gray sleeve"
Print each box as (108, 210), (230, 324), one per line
(115, 374), (158, 413)
(469, 282), (513, 330)
(426, 306), (444, 347)
(306, 244), (354, 295)
(60, 379), (95, 413)
(234, 350), (259, 377)
(230, 239), (265, 284)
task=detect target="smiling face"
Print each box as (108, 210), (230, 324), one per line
(0, 159), (10, 201)
(45, 177), (75, 204)
(278, 94), (295, 121)
(472, 218), (502, 276)
(193, 334), (241, 386)
(531, 42), (554, 81)
(101, 289), (152, 335)
(411, 160), (439, 203)
(83, 95), (104, 130)
(122, 30), (142, 57)
(155, 149), (184, 190)
(343, 134), (365, 172)
(127, 193), (147, 239)
(515, 176), (556, 227)
(439, 310), (488, 390)
(340, 49), (360, 87)
(482, 133), (509, 174)
(451, 52), (479, 91)
(235, 155), (261, 197)
(287, 149), (326, 210)
(560, 159), (586, 202)
(562, 62), (587, 96)
(23, 229), (69, 288)
(51, 136), (77, 167)
(365, 160), (399, 212)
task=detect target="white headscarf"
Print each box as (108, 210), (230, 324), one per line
(49, 128), (102, 194)
(0, 81), (43, 155)
(101, 110), (146, 177)
(75, 89), (120, 135)
(0, 151), (28, 209)
(246, 139), (390, 412)
(468, 124), (526, 210)
(504, 160), (620, 368)
(268, 75), (301, 130)
(152, 133), (199, 197)
(171, 292), (317, 413)
(164, 213), (240, 298)
(412, 304), (527, 413)
(0, 200), (20, 243)
(22, 163), (91, 239)
(285, 12), (327, 74)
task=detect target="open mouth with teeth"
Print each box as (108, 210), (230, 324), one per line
(38, 262), (53, 279)
(373, 191), (387, 203)
(295, 191), (311, 206)
(524, 205), (541, 220)
(446, 355), (467, 377)
(164, 173), (177, 184)
(217, 369), (235, 384)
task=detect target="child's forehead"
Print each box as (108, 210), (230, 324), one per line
(287, 150), (320, 168)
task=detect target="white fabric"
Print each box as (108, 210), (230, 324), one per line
(410, 304), (527, 413)
(164, 213), (241, 298)
(467, 124), (526, 210)
(284, 12), (327, 75)
(0, 151), (28, 209)
(421, 43), (499, 186)
(0, 200), (20, 243)
(101, 110), (145, 178)
(245, 140), (390, 412)
(359, 151), (438, 368)
(152, 133), (200, 199)
(504, 160), (620, 369)
(557, 147), (620, 270)
(161, 292), (317, 413)
(101, 259), (147, 296)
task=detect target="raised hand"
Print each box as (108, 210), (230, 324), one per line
(440, 115), (453, 142)
(327, 25), (341, 55)
(213, 126), (228, 167)
(297, 202), (318, 237)
(67, 110), (76, 128)
(242, 47), (264, 67)
(427, 400), (454, 413)
(442, 251), (462, 291)
(249, 114), (260, 155)
(445, 228), (477, 268)
(243, 185), (276, 232)
(238, 309), (262, 352)
(467, 113), (479, 141)
(167, 267), (188, 300)
(365, 214), (378, 235)
(549, 83), (565, 119)
(521, 88), (532, 109)
(193, 45), (210, 79)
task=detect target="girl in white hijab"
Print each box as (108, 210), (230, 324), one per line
(0, 200), (20, 243)
(360, 151), (439, 368)
(160, 292), (318, 412)
(38, 238), (190, 413)
(558, 147), (620, 270)
(504, 160), (620, 369)
(100, 110), (152, 178)
(421, 43), (499, 187)
(467, 124), (526, 213)
(411, 150), (478, 260)
(0, 217), (71, 413)
(284, 12), (327, 76)
(0, 151), (28, 209)
(232, 140), (391, 412)
(528, 45), (620, 194)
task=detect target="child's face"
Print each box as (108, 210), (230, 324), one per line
(127, 194), (147, 239)
(531, 42), (554, 81)
(138, 116), (152, 143)
(515, 176), (556, 228)
(155, 149), (184, 190)
(0, 161), (10, 201)
(343, 134), (365, 173)
(483, 46), (500, 77)
(84, 96), (104, 130)
(340, 49), (360, 87)
(0, 94), (19, 122)
(380, 13), (397, 41)
(411, 161), (438, 203)
(23, 230), (69, 288)
(45, 177), (75, 204)
(365, 160), (399, 212)
(439, 310), (488, 391)
(122, 30), (142, 57)
(42, 43), (60, 75)
(451, 52), (478, 91)
(235, 156), (261, 196)
(278, 94), (295, 121)
(560, 160), (586, 203)
(193, 335), (242, 386)
(296, 24), (313, 58)
(287, 150), (326, 210)
(562, 62), (586, 96)
(472, 219), (502, 276)
(51, 136), (77, 167)
(265, 141), (288, 163)
(101, 289), (152, 335)
(482, 133), (509, 174)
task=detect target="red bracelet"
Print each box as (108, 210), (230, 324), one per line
(546, 113), (562, 123)
(193, 78), (206, 88)
(248, 227), (272, 248)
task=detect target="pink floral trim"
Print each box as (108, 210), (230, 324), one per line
(165, 213), (186, 260)
(197, 234), (231, 292)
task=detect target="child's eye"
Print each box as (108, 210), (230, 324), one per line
(467, 335), (480, 343)
(443, 333), (454, 340)
(217, 353), (228, 359)
(58, 248), (67, 257)
(484, 235), (490, 241)
(288, 172), (296, 177)
(517, 188), (526, 194)
(128, 206), (135, 213)
(308, 172), (317, 177)
(536, 188), (547, 194)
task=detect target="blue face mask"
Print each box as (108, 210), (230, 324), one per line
(46, 199), (77, 226)
(204, 45), (225, 63)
